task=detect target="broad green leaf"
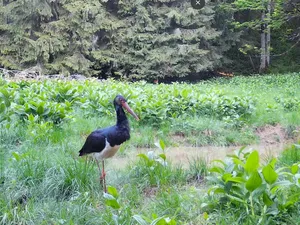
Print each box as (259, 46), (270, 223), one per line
(225, 176), (246, 183)
(155, 139), (166, 151)
(244, 150), (259, 173)
(107, 186), (119, 198)
(0, 89), (11, 107)
(211, 188), (226, 194)
(0, 89), (9, 98)
(12, 152), (21, 161)
(181, 89), (188, 98)
(150, 216), (176, 225)
(159, 139), (166, 151)
(222, 173), (232, 181)
(209, 166), (225, 174)
(0, 103), (5, 114)
(150, 217), (166, 225)
(103, 193), (120, 209)
(246, 171), (262, 192)
(152, 213), (158, 219)
(158, 153), (166, 161)
(27, 114), (35, 122)
(269, 158), (277, 168)
(203, 212), (209, 220)
(263, 192), (274, 206)
(233, 158), (244, 166)
(137, 153), (149, 162)
(262, 163), (278, 185)
(291, 164), (299, 175)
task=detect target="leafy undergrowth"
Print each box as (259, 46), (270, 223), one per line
(1, 73), (300, 147)
(1, 73), (300, 224)
(204, 148), (300, 224)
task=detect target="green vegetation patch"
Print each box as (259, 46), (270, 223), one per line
(0, 73), (300, 224)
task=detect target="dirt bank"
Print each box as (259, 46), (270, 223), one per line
(106, 124), (298, 170)
(107, 142), (291, 170)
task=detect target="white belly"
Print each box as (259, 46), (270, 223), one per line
(92, 139), (120, 161)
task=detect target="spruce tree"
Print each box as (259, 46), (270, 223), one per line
(0, 0), (235, 79)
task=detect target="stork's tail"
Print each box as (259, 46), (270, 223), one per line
(79, 149), (85, 156)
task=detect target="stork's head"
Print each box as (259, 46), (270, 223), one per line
(114, 95), (139, 121)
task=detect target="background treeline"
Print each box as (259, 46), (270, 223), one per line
(0, 0), (299, 80)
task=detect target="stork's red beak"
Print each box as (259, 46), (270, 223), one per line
(121, 102), (139, 121)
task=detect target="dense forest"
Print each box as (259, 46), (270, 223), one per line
(0, 0), (299, 80)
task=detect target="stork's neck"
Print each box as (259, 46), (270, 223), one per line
(116, 106), (129, 127)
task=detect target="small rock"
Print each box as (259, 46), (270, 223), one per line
(70, 74), (86, 80)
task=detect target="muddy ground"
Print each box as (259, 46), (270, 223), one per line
(107, 124), (299, 170)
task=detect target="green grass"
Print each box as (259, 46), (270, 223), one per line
(170, 116), (258, 146)
(1, 137), (299, 225)
(279, 141), (300, 166)
(1, 73), (300, 224)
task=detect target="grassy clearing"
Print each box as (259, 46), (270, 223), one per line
(1, 73), (300, 224)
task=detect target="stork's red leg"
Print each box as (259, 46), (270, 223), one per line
(100, 160), (106, 179)
(95, 159), (103, 189)
(101, 160), (107, 193)
(95, 159), (106, 192)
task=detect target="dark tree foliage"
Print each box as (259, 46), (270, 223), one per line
(220, 0), (300, 74)
(0, 0), (235, 79)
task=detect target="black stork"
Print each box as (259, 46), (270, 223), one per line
(79, 95), (139, 192)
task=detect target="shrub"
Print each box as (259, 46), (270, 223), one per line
(203, 147), (300, 224)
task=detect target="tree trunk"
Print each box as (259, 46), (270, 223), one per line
(259, 10), (267, 73)
(260, 0), (272, 73)
(266, 27), (270, 67)
(266, 0), (272, 67)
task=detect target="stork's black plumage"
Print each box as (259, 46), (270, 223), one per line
(79, 95), (139, 192)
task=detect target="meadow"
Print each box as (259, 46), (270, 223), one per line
(0, 73), (300, 224)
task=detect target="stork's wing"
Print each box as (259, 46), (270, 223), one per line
(79, 130), (106, 156)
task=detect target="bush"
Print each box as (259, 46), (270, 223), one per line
(203, 147), (300, 224)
